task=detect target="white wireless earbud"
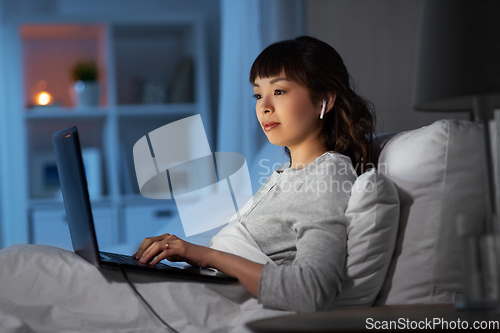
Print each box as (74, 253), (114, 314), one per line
(320, 99), (327, 119)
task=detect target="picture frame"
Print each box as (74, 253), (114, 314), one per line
(30, 148), (102, 200)
(30, 151), (61, 199)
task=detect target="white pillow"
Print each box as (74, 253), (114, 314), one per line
(375, 119), (486, 305)
(331, 168), (400, 308)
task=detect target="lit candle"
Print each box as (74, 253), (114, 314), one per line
(36, 91), (51, 105)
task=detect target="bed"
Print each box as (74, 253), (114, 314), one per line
(0, 119), (485, 332)
(0, 165), (400, 332)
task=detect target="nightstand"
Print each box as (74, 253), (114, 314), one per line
(246, 303), (500, 332)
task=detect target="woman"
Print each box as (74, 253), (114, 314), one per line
(133, 36), (375, 313)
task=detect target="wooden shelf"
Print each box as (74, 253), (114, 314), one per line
(25, 107), (108, 119)
(0, 12), (212, 249)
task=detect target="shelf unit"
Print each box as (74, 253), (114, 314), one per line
(0, 15), (214, 253)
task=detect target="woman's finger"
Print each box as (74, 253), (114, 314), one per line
(133, 234), (170, 259)
(140, 240), (169, 264)
(150, 249), (170, 265)
(133, 239), (152, 259)
(149, 239), (182, 265)
(137, 235), (182, 264)
(139, 242), (158, 263)
(134, 237), (156, 258)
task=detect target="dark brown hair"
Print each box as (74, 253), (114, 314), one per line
(250, 36), (376, 175)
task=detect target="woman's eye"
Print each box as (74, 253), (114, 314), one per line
(274, 90), (285, 95)
(253, 94), (262, 100)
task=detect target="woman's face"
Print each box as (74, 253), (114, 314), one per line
(253, 75), (323, 149)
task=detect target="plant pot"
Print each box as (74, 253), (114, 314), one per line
(71, 80), (100, 108)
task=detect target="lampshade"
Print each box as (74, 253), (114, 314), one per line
(413, 0), (500, 112)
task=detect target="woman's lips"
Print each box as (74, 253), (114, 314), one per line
(262, 122), (280, 132)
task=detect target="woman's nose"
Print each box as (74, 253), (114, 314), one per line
(258, 97), (274, 114)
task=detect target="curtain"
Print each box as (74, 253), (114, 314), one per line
(217, 0), (264, 167)
(217, 0), (303, 160)
(217, 0), (304, 191)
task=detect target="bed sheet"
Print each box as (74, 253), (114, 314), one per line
(0, 242), (292, 333)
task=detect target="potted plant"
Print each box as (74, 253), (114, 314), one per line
(70, 60), (100, 108)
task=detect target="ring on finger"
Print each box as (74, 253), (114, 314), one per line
(165, 242), (169, 249)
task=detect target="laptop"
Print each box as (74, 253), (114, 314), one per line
(52, 126), (236, 284)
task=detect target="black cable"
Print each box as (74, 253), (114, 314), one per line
(119, 266), (179, 333)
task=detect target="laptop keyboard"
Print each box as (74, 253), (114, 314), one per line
(99, 251), (235, 281)
(100, 251), (172, 269)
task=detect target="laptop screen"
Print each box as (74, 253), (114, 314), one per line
(52, 126), (101, 267)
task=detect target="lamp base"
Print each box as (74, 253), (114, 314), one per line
(458, 231), (500, 313)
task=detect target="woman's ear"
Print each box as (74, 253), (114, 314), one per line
(325, 94), (337, 114)
(319, 94), (337, 119)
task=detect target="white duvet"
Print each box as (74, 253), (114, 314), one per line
(0, 223), (293, 333)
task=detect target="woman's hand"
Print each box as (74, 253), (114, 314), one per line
(133, 233), (214, 267)
(133, 233), (265, 296)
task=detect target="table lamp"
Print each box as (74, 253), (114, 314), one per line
(413, 0), (500, 309)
